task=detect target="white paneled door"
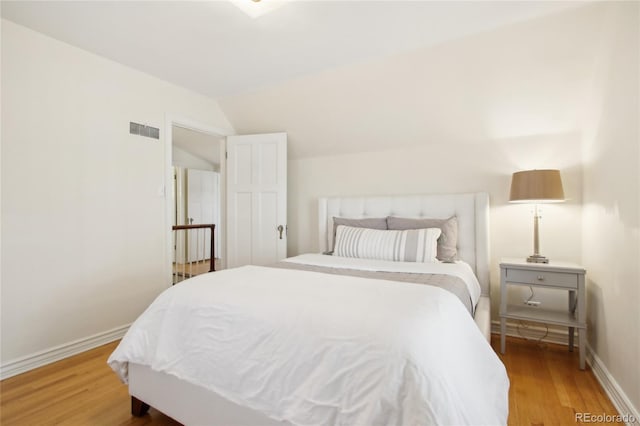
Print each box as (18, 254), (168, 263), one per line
(226, 133), (287, 268)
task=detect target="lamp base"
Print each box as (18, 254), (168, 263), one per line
(527, 254), (549, 264)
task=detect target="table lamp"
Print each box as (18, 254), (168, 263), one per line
(509, 169), (565, 263)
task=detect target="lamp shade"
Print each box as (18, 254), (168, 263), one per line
(509, 169), (565, 203)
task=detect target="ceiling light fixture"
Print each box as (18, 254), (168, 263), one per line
(228, 0), (291, 19)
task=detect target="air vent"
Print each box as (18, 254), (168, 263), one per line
(129, 122), (160, 140)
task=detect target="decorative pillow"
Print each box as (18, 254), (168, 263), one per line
(332, 217), (387, 250)
(334, 225), (441, 263)
(387, 216), (458, 262)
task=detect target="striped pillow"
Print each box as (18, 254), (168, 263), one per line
(334, 225), (442, 263)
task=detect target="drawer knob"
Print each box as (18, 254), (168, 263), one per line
(537, 275), (545, 281)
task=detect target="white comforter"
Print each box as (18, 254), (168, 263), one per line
(108, 255), (509, 425)
(284, 253), (483, 309)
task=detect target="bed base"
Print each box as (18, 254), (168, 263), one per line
(128, 362), (283, 425)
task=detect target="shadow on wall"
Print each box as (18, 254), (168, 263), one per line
(586, 279), (605, 354)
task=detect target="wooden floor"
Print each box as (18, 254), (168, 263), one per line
(172, 258), (222, 284)
(0, 335), (619, 425)
(493, 335), (619, 425)
(0, 342), (179, 426)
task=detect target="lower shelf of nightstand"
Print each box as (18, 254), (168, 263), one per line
(501, 305), (586, 328)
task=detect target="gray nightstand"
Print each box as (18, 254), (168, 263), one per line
(499, 258), (587, 369)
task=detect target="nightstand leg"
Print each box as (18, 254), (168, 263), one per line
(578, 328), (586, 370)
(569, 327), (574, 352)
(568, 290), (576, 352)
(500, 318), (506, 354)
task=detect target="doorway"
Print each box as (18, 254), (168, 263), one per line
(165, 118), (228, 286)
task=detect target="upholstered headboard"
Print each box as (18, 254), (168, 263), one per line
(318, 193), (490, 296)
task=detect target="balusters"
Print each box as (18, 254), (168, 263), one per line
(171, 224), (216, 284)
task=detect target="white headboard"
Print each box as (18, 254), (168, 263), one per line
(318, 193), (490, 296)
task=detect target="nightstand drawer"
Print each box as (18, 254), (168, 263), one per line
(505, 268), (577, 288)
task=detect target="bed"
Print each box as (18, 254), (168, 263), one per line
(108, 192), (508, 425)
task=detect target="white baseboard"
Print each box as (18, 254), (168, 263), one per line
(0, 323), (130, 380)
(493, 320), (639, 425)
(586, 345), (640, 426)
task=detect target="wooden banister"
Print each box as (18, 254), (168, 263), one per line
(172, 224), (215, 272)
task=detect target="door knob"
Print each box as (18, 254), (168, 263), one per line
(277, 225), (284, 239)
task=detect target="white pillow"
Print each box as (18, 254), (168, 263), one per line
(333, 225), (442, 263)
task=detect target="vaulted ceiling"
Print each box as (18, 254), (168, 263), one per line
(1, 1), (581, 99)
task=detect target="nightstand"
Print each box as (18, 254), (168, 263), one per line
(499, 258), (587, 369)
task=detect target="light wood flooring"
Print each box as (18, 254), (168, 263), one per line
(0, 335), (620, 425)
(494, 335), (619, 425)
(172, 258), (222, 284)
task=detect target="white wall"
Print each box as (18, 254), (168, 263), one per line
(172, 146), (217, 171)
(0, 20), (234, 364)
(219, 4), (605, 315)
(581, 1), (639, 415)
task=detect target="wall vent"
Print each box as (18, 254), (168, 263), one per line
(130, 122), (160, 140)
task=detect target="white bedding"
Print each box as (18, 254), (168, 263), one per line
(284, 253), (482, 309)
(109, 256), (509, 425)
